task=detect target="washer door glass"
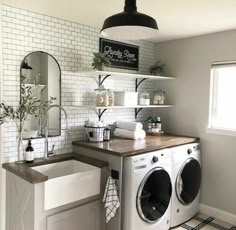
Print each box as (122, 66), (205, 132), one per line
(176, 158), (201, 205)
(136, 167), (172, 223)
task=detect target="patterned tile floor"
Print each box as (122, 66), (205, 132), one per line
(174, 213), (236, 230)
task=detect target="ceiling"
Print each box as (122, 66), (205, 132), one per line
(1, 0), (236, 42)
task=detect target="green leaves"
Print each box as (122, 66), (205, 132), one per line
(92, 52), (111, 70)
(149, 61), (166, 76)
(0, 81), (55, 126)
(145, 116), (160, 123)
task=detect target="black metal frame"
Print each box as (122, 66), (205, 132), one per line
(135, 108), (143, 119)
(135, 78), (147, 92)
(99, 38), (140, 71)
(20, 51), (62, 139)
(98, 74), (111, 87)
(134, 78), (148, 119)
(97, 109), (108, 121)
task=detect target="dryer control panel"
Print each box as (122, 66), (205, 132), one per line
(172, 143), (201, 164)
(187, 144), (200, 154)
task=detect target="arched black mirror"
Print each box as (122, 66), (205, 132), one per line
(20, 51), (61, 139)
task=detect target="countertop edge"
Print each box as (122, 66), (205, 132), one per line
(122, 138), (200, 157)
(72, 135), (200, 157)
(72, 141), (122, 156)
(2, 152), (108, 184)
(2, 163), (48, 184)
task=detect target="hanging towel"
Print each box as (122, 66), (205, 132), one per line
(103, 176), (120, 223)
(114, 128), (146, 140)
(116, 121), (143, 131)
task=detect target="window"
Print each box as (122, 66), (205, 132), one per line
(208, 62), (236, 135)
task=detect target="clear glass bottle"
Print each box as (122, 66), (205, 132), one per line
(107, 89), (114, 106)
(156, 116), (162, 131)
(160, 91), (165, 105)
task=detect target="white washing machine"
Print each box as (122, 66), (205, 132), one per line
(170, 143), (201, 228)
(122, 149), (172, 230)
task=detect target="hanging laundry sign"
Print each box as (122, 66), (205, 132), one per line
(99, 38), (139, 70)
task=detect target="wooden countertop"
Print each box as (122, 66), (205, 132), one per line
(73, 135), (200, 157)
(2, 152), (108, 184)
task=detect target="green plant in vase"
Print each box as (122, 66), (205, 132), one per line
(0, 76), (54, 163)
(92, 52), (111, 71)
(149, 61), (166, 76)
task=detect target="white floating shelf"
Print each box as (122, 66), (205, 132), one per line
(72, 105), (174, 109)
(79, 70), (175, 80)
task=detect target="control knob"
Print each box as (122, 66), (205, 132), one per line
(187, 148), (192, 154)
(152, 156), (159, 163)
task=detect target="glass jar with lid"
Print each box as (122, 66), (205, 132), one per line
(139, 92), (150, 106)
(94, 86), (109, 106)
(153, 90), (165, 105)
(107, 89), (114, 106)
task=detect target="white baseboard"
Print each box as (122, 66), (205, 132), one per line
(200, 203), (236, 226)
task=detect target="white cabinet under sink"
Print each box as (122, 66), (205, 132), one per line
(5, 161), (104, 230)
(47, 200), (101, 230)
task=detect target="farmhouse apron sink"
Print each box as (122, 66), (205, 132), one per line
(32, 160), (101, 210)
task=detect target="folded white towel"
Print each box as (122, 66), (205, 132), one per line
(103, 176), (120, 223)
(114, 128), (146, 140)
(116, 121), (143, 131)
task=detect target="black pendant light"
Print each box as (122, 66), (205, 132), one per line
(101, 0), (158, 40)
(22, 59), (33, 70)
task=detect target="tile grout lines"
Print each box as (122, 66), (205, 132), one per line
(180, 214), (236, 230)
(181, 217), (214, 230)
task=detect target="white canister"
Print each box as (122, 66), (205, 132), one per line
(114, 91), (138, 106)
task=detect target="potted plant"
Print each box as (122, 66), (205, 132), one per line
(0, 76), (54, 163)
(92, 52), (111, 71)
(149, 61), (166, 76)
(145, 116), (162, 134)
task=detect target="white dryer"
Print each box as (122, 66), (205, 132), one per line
(170, 143), (201, 228)
(122, 149), (172, 230)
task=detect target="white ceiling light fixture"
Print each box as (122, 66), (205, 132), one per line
(101, 0), (159, 40)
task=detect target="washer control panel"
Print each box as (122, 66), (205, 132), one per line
(131, 149), (171, 172)
(152, 156), (159, 163)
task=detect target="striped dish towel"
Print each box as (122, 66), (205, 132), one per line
(103, 176), (120, 223)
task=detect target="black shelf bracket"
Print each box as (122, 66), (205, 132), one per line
(135, 78), (146, 119)
(97, 109), (107, 121)
(98, 75), (111, 87)
(135, 78), (147, 92)
(135, 108), (143, 119)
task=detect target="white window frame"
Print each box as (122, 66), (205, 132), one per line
(207, 61), (236, 136)
(0, 5), (5, 230)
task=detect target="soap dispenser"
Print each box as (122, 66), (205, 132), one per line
(25, 139), (34, 163)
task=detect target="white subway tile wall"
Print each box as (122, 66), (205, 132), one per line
(1, 4), (157, 162)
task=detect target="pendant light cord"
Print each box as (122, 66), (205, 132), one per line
(124, 0), (137, 12)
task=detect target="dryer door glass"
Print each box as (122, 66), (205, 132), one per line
(136, 167), (172, 223)
(176, 158), (201, 205)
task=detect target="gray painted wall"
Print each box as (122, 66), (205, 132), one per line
(155, 29), (236, 215)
